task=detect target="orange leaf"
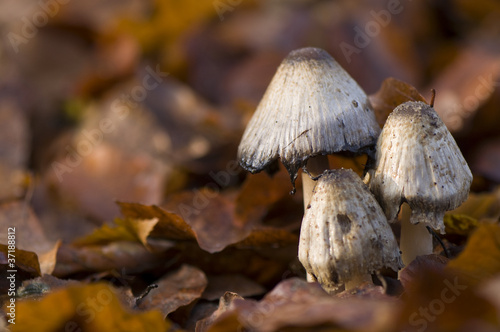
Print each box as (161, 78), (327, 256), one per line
(446, 223), (500, 285)
(8, 283), (170, 332)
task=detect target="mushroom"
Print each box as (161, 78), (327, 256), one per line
(237, 47), (380, 208)
(298, 168), (402, 292)
(367, 101), (472, 265)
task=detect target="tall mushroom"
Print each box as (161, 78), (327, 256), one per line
(299, 169), (402, 292)
(367, 101), (472, 265)
(237, 47), (380, 208)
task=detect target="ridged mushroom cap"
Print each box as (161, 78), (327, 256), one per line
(368, 101), (472, 233)
(237, 47), (380, 188)
(298, 169), (402, 291)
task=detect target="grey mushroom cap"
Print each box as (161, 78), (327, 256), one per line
(298, 169), (403, 291)
(368, 101), (473, 233)
(237, 47), (380, 188)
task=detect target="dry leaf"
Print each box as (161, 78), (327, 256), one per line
(368, 77), (427, 127)
(74, 218), (159, 249)
(9, 283), (170, 332)
(137, 265), (207, 318)
(202, 275), (265, 301)
(0, 245), (41, 293)
(39, 240), (62, 275)
(446, 223), (500, 285)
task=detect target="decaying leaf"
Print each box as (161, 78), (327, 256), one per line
(0, 245), (41, 292)
(74, 218), (159, 248)
(205, 278), (397, 332)
(368, 77), (427, 127)
(0, 201), (54, 255)
(202, 275), (265, 301)
(395, 260), (497, 332)
(446, 223), (500, 285)
(137, 265), (207, 318)
(9, 283), (170, 332)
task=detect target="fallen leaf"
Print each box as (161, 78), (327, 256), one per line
(446, 223), (500, 285)
(447, 188), (500, 222)
(368, 77), (427, 127)
(399, 254), (449, 291)
(202, 275), (266, 301)
(205, 278), (397, 332)
(74, 218), (159, 248)
(53, 242), (171, 277)
(0, 245), (41, 293)
(395, 266), (497, 332)
(197, 292), (244, 332)
(0, 201), (54, 255)
(118, 202), (196, 242)
(9, 283), (170, 332)
(137, 265), (207, 318)
(444, 214), (479, 236)
(39, 240), (62, 275)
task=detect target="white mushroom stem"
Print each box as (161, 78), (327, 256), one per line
(399, 203), (433, 265)
(301, 155), (330, 210)
(344, 274), (372, 291)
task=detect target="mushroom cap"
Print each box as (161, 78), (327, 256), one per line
(298, 169), (402, 291)
(237, 47), (380, 187)
(368, 101), (472, 233)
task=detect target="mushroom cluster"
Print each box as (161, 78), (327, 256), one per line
(237, 47), (471, 292)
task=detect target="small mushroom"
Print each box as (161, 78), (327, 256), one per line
(298, 169), (402, 292)
(237, 47), (380, 207)
(367, 101), (472, 265)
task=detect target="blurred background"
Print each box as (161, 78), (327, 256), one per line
(1, 0), (500, 242)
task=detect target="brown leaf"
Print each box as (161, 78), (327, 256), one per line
(202, 275), (265, 301)
(399, 254), (449, 291)
(9, 283), (170, 332)
(118, 202), (196, 242)
(206, 278), (398, 332)
(197, 292), (244, 332)
(368, 77), (427, 127)
(53, 242), (171, 277)
(0, 201), (54, 255)
(446, 223), (500, 285)
(0, 245), (41, 293)
(234, 169), (291, 225)
(123, 188), (298, 253)
(73, 218), (159, 248)
(39, 240), (62, 275)
(395, 267), (497, 332)
(137, 265), (207, 318)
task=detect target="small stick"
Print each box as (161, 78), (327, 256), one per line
(430, 89), (436, 107)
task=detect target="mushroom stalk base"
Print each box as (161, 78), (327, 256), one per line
(302, 155), (330, 210)
(344, 274), (372, 291)
(399, 203), (433, 266)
